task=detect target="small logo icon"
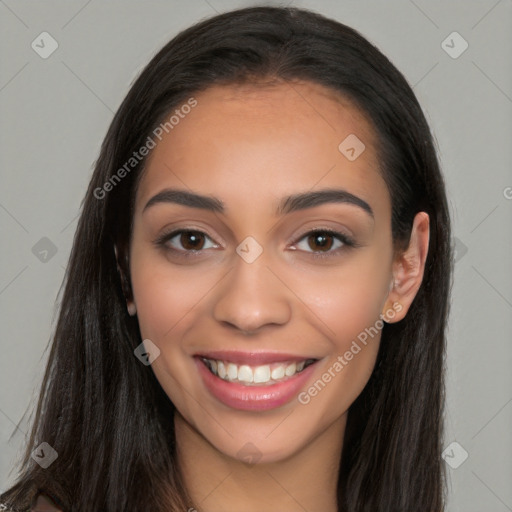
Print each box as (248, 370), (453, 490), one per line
(32, 237), (58, 263)
(31, 442), (58, 468)
(442, 441), (468, 469)
(237, 442), (262, 466)
(503, 186), (512, 200)
(453, 237), (468, 263)
(236, 236), (263, 263)
(338, 134), (366, 161)
(134, 339), (161, 365)
(441, 32), (468, 59)
(31, 32), (59, 59)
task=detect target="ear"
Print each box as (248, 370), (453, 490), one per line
(114, 244), (137, 316)
(381, 212), (430, 323)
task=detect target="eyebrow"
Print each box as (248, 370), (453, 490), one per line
(143, 188), (374, 219)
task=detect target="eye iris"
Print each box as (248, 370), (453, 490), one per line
(181, 231), (204, 250)
(308, 232), (333, 252)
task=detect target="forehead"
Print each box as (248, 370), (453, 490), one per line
(136, 81), (389, 219)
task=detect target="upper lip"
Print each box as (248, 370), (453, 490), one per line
(195, 350), (318, 366)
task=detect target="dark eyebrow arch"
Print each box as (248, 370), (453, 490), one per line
(277, 189), (374, 219)
(143, 189), (224, 213)
(143, 188), (374, 219)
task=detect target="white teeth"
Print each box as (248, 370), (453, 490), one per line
(227, 363), (238, 380)
(271, 366), (285, 380)
(203, 357), (313, 386)
(285, 362), (296, 376)
(217, 361), (227, 379)
(238, 365), (253, 383)
(253, 365), (271, 383)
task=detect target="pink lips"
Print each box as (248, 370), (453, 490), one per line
(194, 353), (318, 411)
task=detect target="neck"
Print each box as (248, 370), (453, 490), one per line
(174, 411), (346, 512)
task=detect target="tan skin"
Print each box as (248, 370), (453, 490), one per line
(123, 81), (429, 511)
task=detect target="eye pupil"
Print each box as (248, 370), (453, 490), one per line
(181, 231), (204, 250)
(308, 232), (333, 252)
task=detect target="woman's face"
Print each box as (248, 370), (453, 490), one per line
(128, 81), (399, 463)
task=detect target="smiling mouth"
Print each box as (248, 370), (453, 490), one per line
(200, 357), (317, 386)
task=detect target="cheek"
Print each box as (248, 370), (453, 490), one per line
(290, 253), (391, 346)
(130, 256), (218, 341)
(288, 253), (390, 410)
(129, 258), (217, 414)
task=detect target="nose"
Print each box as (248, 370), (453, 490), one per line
(212, 254), (292, 334)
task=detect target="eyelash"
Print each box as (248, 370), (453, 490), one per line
(154, 228), (358, 261)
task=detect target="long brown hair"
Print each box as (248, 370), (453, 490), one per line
(1, 6), (452, 511)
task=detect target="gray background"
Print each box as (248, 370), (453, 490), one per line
(1, 1), (511, 510)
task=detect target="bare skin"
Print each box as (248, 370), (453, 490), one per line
(124, 81), (429, 511)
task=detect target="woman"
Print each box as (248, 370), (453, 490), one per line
(1, 6), (452, 511)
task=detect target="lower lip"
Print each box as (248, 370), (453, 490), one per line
(195, 357), (318, 411)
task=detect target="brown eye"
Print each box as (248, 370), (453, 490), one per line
(156, 229), (219, 253)
(179, 231), (206, 250)
(307, 232), (334, 252)
(293, 229), (355, 259)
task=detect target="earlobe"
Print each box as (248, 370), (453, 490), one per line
(127, 302), (137, 316)
(381, 212), (430, 323)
